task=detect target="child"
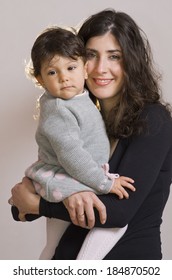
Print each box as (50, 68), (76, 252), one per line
(11, 27), (135, 259)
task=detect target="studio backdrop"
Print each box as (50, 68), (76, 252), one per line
(0, 0), (171, 259)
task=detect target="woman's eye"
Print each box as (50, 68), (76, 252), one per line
(109, 54), (121, 61)
(86, 52), (97, 60)
(48, 70), (56, 75)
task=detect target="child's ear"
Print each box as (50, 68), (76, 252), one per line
(84, 62), (88, 79)
(36, 75), (45, 87)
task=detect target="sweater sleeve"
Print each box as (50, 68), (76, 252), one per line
(39, 105), (172, 227)
(43, 104), (113, 195)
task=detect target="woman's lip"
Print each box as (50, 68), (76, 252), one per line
(93, 78), (112, 86)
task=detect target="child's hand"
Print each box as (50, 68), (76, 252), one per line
(110, 176), (135, 199)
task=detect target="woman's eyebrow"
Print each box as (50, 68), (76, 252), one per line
(107, 49), (122, 53)
(86, 48), (97, 52)
(86, 48), (122, 53)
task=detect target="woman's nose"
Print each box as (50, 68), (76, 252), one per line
(95, 58), (108, 74)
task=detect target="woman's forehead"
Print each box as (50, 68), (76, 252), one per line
(86, 33), (121, 51)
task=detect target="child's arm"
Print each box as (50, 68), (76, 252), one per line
(29, 104), (113, 202)
(38, 105), (113, 195)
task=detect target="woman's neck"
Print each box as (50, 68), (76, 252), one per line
(99, 96), (118, 119)
(99, 97), (120, 158)
(109, 138), (119, 159)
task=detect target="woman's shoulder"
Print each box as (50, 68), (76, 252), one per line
(143, 103), (172, 121)
(142, 103), (172, 135)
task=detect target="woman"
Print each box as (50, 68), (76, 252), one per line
(10, 9), (172, 259)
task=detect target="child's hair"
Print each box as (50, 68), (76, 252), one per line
(26, 26), (86, 84)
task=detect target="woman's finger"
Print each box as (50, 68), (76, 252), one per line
(92, 194), (107, 225)
(64, 192), (107, 228)
(11, 178), (40, 214)
(76, 212), (87, 228)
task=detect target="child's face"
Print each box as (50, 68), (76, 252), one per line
(36, 55), (87, 99)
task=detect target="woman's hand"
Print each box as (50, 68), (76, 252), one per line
(10, 177), (40, 215)
(63, 192), (107, 229)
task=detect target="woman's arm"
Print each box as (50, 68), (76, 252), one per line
(10, 105), (172, 228)
(10, 177), (107, 228)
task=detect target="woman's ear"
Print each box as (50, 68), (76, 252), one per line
(36, 75), (45, 87)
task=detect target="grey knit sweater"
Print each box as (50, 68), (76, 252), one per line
(25, 90), (113, 202)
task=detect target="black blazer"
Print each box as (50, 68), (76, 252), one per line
(40, 103), (172, 259)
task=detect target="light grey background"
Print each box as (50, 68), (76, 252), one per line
(0, 0), (171, 260)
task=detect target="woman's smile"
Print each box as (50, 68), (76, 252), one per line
(93, 78), (113, 86)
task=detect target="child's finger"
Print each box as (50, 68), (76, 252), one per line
(120, 187), (129, 199)
(120, 180), (136, 191)
(114, 189), (124, 199)
(120, 176), (134, 183)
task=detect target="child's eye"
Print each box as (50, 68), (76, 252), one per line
(68, 66), (77, 71)
(48, 70), (56, 75)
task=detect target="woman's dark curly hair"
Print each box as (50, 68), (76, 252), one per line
(78, 9), (171, 139)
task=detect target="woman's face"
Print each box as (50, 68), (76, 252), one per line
(85, 32), (124, 103)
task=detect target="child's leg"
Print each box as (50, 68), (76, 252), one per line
(76, 225), (128, 260)
(39, 218), (70, 260)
